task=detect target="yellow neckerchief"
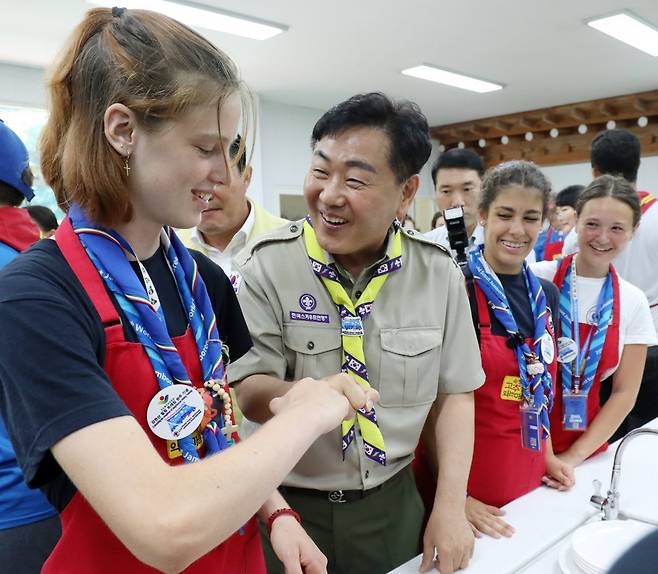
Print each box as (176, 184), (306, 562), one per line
(302, 220), (402, 465)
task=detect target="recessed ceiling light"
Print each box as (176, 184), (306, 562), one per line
(586, 11), (658, 57)
(87, 0), (287, 40)
(401, 65), (503, 94)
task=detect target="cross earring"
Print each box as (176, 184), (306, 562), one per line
(123, 153), (131, 177)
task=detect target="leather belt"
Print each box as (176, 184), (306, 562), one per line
(278, 467), (408, 504)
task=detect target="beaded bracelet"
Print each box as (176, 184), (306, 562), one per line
(266, 508), (301, 536)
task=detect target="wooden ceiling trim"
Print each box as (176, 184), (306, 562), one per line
(430, 90), (658, 168)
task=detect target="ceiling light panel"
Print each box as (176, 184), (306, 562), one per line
(87, 0), (287, 40)
(401, 65), (503, 94)
(587, 12), (658, 57)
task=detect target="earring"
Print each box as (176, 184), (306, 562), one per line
(123, 152), (131, 177)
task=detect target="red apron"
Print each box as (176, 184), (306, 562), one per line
(543, 228), (564, 261)
(638, 191), (657, 215)
(549, 255), (620, 457)
(467, 283), (558, 508)
(44, 218), (265, 573)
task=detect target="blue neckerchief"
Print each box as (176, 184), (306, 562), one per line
(559, 256), (614, 395)
(68, 204), (229, 462)
(468, 245), (554, 438)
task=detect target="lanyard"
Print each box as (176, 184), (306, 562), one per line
(561, 255), (614, 395)
(303, 220), (402, 465)
(69, 204), (228, 462)
(468, 245), (554, 438)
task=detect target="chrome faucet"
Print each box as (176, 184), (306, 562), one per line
(590, 428), (658, 520)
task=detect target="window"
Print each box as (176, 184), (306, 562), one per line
(0, 104), (63, 220)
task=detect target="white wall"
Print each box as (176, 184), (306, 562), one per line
(0, 63), (46, 108)
(256, 99), (323, 215)
(542, 157), (658, 193)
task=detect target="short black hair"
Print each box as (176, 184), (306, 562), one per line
(230, 134), (247, 175)
(555, 185), (584, 209)
(590, 129), (641, 183)
(431, 148), (485, 185)
(311, 92), (431, 183)
(0, 181), (25, 207)
(0, 164), (33, 207)
(25, 205), (58, 232)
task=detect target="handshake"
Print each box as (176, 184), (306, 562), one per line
(269, 373), (381, 436)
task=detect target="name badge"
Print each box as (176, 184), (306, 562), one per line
(557, 337), (578, 364)
(147, 384), (205, 440)
(520, 403), (542, 452)
(541, 333), (555, 364)
(167, 430), (204, 459)
(341, 316), (364, 336)
(500, 375), (522, 402)
(563, 392), (588, 431)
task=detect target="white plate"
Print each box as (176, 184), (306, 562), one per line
(571, 520), (656, 572)
(558, 542), (585, 574)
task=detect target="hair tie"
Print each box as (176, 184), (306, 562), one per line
(112, 6), (126, 18)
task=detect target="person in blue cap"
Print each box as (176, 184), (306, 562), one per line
(0, 119), (40, 265)
(0, 119), (60, 572)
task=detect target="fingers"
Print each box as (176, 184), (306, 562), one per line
(418, 539), (436, 573)
(301, 554), (327, 574)
(542, 474), (572, 491)
(277, 547), (303, 574)
(269, 396), (283, 415)
(364, 388), (380, 412)
(436, 552), (455, 574)
(466, 498), (514, 539)
(484, 504), (506, 517)
(472, 514), (514, 539)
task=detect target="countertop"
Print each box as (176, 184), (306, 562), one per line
(390, 421), (658, 574)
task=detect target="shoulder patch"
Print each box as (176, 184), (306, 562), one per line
(234, 220), (304, 266)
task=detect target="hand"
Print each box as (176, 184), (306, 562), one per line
(465, 496), (514, 539)
(543, 452), (576, 491)
(321, 372), (380, 415)
(269, 374), (380, 435)
(420, 506), (474, 573)
(270, 515), (327, 574)
(269, 377), (349, 434)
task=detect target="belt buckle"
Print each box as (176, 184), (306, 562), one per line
(328, 490), (346, 504)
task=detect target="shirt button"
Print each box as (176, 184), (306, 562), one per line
(307, 341), (315, 350)
(355, 290), (362, 298)
(365, 470), (370, 479)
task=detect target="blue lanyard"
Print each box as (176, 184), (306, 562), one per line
(68, 204), (228, 462)
(468, 245), (554, 437)
(560, 256), (613, 394)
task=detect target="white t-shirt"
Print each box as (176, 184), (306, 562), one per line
(425, 224), (536, 263)
(562, 199), (658, 334)
(531, 259), (658, 381)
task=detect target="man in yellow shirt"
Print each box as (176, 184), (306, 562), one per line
(177, 135), (288, 290)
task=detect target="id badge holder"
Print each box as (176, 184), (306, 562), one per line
(562, 392), (588, 431)
(520, 402), (542, 452)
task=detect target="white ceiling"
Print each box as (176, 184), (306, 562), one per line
(1, 0), (658, 126)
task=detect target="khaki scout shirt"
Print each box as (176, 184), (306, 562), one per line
(229, 221), (485, 491)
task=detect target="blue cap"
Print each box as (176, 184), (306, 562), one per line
(0, 119), (34, 201)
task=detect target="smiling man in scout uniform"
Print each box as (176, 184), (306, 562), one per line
(230, 93), (485, 574)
